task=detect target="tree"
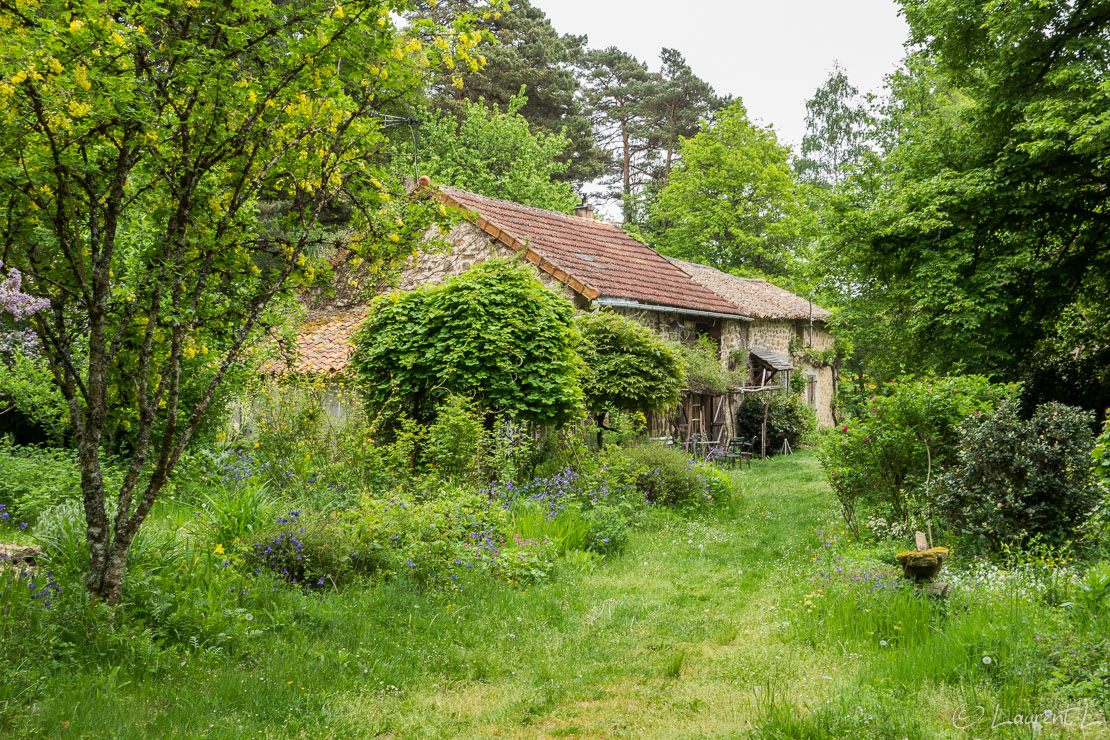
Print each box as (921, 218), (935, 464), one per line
(580, 46), (659, 223)
(646, 48), (727, 186)
(351, 259), (583, 433)
(818, 0), (1110, 411)
(0, 0), (478, 602)
(575, 309), (685, 445)
(651, 100), (814, 278)
(796, 62), (873, 187)
(581, 47), (724, 225)
(411, 0), (605, 183)
(392, 91), (579, 211)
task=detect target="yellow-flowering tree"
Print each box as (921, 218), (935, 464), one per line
(0, 0), (492, 602)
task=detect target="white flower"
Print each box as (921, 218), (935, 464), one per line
(879, 640), (888, 647)
(244, 613), (254, 621)
(982, 655), (992, 665)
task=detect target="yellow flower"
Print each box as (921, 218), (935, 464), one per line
(69, 19), (83, 33)
(214, 544), (225, 555)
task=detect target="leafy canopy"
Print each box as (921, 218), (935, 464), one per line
(393, 91), (579, 212)
(651, 100), (814, 279)
(818, 0), (1110, 403)
(351, 259), (583, 432)
(574, 309), (685, 417)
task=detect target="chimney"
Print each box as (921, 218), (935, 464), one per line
(574, 199), (594, 220)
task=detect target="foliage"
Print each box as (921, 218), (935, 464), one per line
(796, 63), (874, 187)
(623, 443), (717, 507)
(0, 351), (69, 442)
(651, 100), (815, 278)
(0, 441), (124, 525)
(1088, 419), (1110, 545)
(575, 309), (685, 417)
(351, 259), (583, 434)
(411, 0), (606, 183)
(818, 374), (1016, 534)
(935, 400), (1099, 548)
(735, 391), (817, 455)
(581, 46), (725, 225)
(817, 0), (1110, 405)
(394, 92), (580, 211)
(678, 336), (745, 395)
(0, 0), (482, 601)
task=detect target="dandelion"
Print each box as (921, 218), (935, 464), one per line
(880, 640), (888, 647)
(244, 613), (254, 621)
(982, 655), (992, 665)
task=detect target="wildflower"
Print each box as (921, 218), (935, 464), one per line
(214, 544), (225, 555)
(244, 613), (254, 621)
(982, 655), (992, 665)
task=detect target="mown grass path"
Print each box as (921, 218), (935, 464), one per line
(6, 454), (905, 738)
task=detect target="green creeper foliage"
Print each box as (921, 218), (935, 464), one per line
(651, 100), (814, 279)
(574, 310), (685, 417)
(394, 91), (579, 212)
(351, 259), (582, 432)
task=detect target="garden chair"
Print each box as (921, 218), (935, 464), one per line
(719, 437), (754, 470)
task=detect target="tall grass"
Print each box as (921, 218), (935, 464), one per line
(509, 502), (589, 555)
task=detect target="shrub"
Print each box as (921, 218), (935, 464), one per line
(735, 391), (817, 456)
(249, 508), (357, 588)
(575, 309), (685, 420)
(1086, 417), (1110, 545)
(624, 443), (716, 507)
(934, 400), (1098, 548)
(584, 504), (630, 555)
(0, 442), (125, 524)
(818, 374), (1016, 535)
(351, 259), (583, 435)
(425, 395), (487, 482)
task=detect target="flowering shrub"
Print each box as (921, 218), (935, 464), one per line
(818, 374), (1016, 535)
(935, 400), (1099, 548)
(623, 444), (718, 507)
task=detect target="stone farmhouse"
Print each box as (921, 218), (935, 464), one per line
(291, 182), (836, 440)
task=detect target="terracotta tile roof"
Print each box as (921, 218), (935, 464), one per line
(437, 187), (748, 318)
(666, 257), (832, 321)
(270, 311), (366, 374)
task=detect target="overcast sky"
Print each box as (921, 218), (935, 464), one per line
(540, 0), (910, 150)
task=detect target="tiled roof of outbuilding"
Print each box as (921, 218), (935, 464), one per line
(271, 311), (366, 374)
(438, 187), (747, 318)
(666, 257), (832, 321)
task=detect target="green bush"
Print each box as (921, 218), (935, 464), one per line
(624, 443), (716, 507)
(351, 259), (583, 435)
(584, 504), (630, 555)
(1086, 417), (1110, 545)
(818, 374), (1016, 535)
(0, 441), (125, 524)
(935, 400), (1098, 547)
(575, 309), (685, 419)
(735, 391), (817, 455)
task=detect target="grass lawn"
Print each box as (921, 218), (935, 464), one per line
(4, 452), (1107, 738)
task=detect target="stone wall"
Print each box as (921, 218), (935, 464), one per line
(392, 221), (582, 305)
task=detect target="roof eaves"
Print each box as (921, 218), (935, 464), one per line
(434, 189), (602, 301)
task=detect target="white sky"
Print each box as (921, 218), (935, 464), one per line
(540, 0), (910, 150)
